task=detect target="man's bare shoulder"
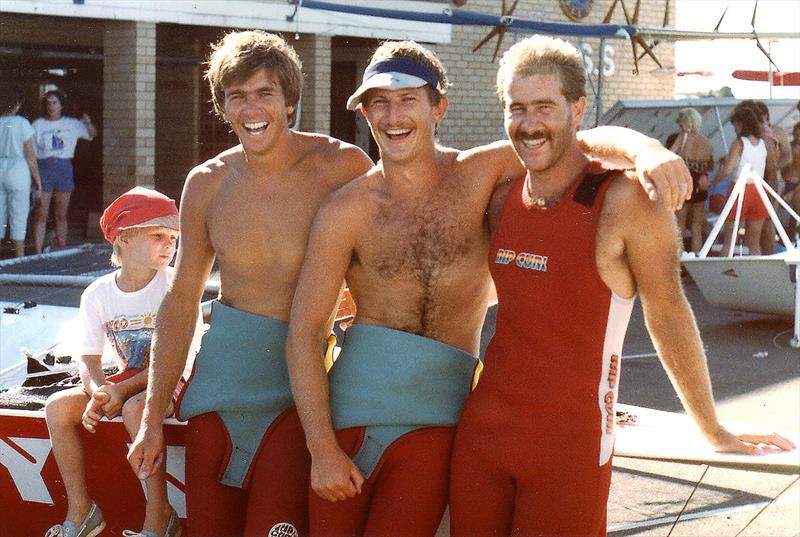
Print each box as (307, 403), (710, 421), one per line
(328, 167), (382, 205)
(604, 170), (665, 222)
(772, 124), (789, 140)
(188, 146), (244, 183)
(314, 167), (382, 229)
(292, 131), (373, 186)
(295, 132), (372, 164)
(178, 147), (247, 210)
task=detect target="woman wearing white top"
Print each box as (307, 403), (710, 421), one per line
(0, 90), (42, 257)
(31, 90), (97, 254)
(712, 106), (776, 255)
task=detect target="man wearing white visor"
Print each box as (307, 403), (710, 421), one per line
(346, 57), (444, 111)
(287, 41), (691, 536)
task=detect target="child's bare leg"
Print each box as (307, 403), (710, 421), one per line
(45, 387), (94, 524)
(122, 392), (173, 533)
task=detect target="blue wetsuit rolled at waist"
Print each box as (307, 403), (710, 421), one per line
(328, 323), (480, 477)
(176, 300), (295, 487)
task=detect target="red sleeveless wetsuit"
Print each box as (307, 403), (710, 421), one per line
(450, 163), (635, 537)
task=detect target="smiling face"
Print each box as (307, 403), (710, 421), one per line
(502, 72), (585, 174)
(222, 67), (294, 155)
(121, 226), (178, 272)
(361, 86), (447, 164)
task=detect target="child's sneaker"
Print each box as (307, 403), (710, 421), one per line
(44, 502), (106, 537)
(122, 507), (182, 537)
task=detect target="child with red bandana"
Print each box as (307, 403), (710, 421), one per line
(44, 187), (185, 537)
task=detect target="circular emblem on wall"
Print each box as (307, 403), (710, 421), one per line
(559, 0), (594, 21)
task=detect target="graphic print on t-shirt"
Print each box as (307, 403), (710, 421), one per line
(103, 312), (157, 369)
(50, 132), (65, 152)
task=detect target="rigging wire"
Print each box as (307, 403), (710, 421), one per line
(666, 464), (709, 537)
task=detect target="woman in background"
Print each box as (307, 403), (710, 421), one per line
(0, 89), (41, 257)
(669, 108), (713, 253)
(32, 89), (96, 253)
(711, 106), (776, 256)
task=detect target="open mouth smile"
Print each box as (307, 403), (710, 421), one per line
(243, 121), (269, 135)
(385, 128), (413, 141)
(519, 135), (547, 150)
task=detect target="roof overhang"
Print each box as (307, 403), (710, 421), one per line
(0, 0), (452, 44)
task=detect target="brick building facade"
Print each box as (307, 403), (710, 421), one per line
(0, 0), (674, 232)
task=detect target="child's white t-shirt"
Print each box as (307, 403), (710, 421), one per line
(78, 267), (196, 379)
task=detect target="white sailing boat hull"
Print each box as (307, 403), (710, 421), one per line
(682, 255), (795, 317)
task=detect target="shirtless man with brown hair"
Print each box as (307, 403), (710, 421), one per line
(285, 40), (692, 537)
(127, 30), (373, 537)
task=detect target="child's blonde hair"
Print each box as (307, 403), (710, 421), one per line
(109, 227), (146, 268)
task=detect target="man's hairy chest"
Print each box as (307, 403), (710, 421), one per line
(360, 200), (482, 286)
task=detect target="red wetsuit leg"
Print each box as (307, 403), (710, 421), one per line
(511, 460), (611, 537)
(310, 427), (454, 537)
(185, 412), (247, 536)
(310, 427), (373, 537)
(243, 407), (311, 537)
(362, 427), (454, 537)
(449, 424), (515, 537)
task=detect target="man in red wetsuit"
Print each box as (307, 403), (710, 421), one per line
(448, 36), (796, 537)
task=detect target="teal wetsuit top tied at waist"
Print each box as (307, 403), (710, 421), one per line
(328, 324), (480, 478)
(176, 300), (294, 488)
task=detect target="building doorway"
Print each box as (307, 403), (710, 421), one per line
(0, 45), (103, 239)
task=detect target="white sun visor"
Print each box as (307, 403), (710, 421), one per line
(347, 72), (429, 111)
(346, 57), (443, 111)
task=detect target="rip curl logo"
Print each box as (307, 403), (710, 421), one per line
(269, 523), (299, 537)
(603, 390), (616, 434)
(495, 249), (516, 264)
(494, 249), (548, 272)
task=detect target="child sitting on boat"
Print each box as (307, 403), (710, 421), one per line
(44, 187), (183, 537)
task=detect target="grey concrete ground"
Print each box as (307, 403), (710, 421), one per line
(605, 276), (800, 537)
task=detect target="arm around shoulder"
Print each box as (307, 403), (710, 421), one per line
(461, 140), (525, 191)
(327, 140), (374, 189)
